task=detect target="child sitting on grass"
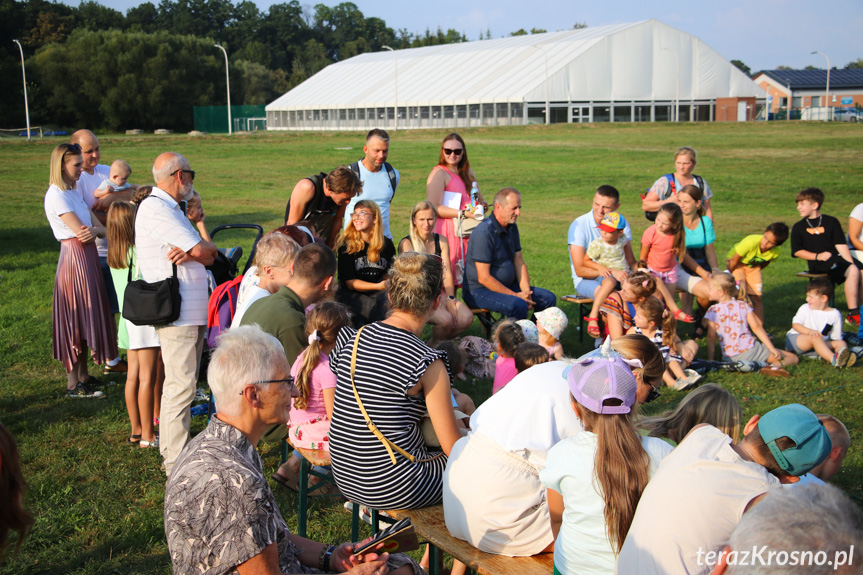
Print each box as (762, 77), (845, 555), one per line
(492, 320), (526, 394)
(628, 296), (701, 391)
(785, 278), (855, 368)
(726, 221), (789, 323)
(638, 383), (742, 447)
(790, 187), (862, 327)
(436, 341), (477, 419)
(514, 342), (550, 373)
(536, 306), (568, 360)
(705, 272), (798, 374)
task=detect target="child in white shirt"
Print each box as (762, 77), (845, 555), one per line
(785, 278), (855, 367)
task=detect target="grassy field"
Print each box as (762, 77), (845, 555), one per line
(1, 121), (862, 573)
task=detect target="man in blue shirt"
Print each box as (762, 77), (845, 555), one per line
(462, 188), (556, 319)
(344, 129), (399, 239)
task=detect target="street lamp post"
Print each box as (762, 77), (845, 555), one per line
(786, 79), (792, 122)
(12, 39), (30, 141)
(214, 44), (232, 134)
(811, 51), (831, 122)
(661, 47), (680, 122)
(382, 46), (398, 130)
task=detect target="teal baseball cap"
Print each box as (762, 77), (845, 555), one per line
(757, 404), (831, 476)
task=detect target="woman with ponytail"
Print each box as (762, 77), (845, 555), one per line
(271, 302), (351, 490)
(539, 345), (672, 574)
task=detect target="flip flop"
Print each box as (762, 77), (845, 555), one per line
(127, 434), (141, 445)
(271, 467), (300, 492)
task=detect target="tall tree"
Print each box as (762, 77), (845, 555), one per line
(731, 59), (751, 76)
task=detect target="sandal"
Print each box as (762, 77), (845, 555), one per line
(140, 436), (159, 448)
(271, 466), (301, 492)
(583, 316), (602, 338)
(674, 310), (695, 323)
(127, 434), (141, 445)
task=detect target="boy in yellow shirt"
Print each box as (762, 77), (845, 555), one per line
(726, 222), (789, 322)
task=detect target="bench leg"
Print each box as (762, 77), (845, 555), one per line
(578, 302), (587, 343)
(429, 543), (441, 575)
(297, 456), (309, 538)
(351, 502), (360, 542)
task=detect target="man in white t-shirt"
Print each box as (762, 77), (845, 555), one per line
(70, 129), (136, 372)
(617, 403), (832, 575)
(568, 185), (634, 298)
(344, 129), (399, 239)
(136, 152), (217, 476)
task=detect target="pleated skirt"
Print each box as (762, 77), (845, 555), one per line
(52, 239), (118, 372)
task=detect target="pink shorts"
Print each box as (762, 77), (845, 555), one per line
(648, 266), (679, 284)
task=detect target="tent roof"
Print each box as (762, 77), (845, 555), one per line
(267, 20), (764, 111)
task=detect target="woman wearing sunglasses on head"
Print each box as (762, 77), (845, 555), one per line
(335, 200), (396, 327)
(426, 133), (486, 286)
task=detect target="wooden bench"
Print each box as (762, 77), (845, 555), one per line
(796, 271), (835, 306)
(386, 506), (554, 575)
(470, 308), (502, 338)
(562, 295), (594, 342)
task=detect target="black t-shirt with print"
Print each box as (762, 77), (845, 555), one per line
(338, 238), (396, 284)
(791, 214), (845, 272)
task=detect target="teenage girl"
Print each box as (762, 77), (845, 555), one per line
(272, 301), (351, 491)
(628, 297), (701, 391)
(639, 203), (701, 323)
(491, 320), (526, 394)
(599, 271), (657, 339)
(540, 350), (672, 574)
(106, 200), (162, 448)
(704, 272), (798, 369)
(638, 383), (742, 446)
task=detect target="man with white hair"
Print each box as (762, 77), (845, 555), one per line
(136, 152), (217, 475)
(710, 484), (863, 574)
(165, 325), (419, 575)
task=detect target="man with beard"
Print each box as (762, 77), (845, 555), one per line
(136, 152), (217, 475)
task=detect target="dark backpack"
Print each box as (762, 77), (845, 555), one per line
(643, 173), (704, 221)
(206, 275), (244, 348)
(349, 160), (398, 198)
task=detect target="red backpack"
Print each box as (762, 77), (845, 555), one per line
(206, 275), (245, 348)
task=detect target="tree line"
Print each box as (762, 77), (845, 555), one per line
(0, 0), (472, 132)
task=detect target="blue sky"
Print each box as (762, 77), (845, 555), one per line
(64, 0), (862, 71)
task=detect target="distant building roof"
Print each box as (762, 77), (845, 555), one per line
(754, 69), (863, 90)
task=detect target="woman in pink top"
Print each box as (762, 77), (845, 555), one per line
(426, 133), (486, 286)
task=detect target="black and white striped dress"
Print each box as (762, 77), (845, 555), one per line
(328, 322), (449, 510)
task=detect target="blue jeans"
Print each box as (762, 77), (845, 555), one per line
(462, 284), (556, 320)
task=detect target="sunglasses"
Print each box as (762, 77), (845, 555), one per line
(170, 169), (196, 181)
(443, 148), (464, 156)
(63, 143), (82, 156)
(644, 380), (662, 403)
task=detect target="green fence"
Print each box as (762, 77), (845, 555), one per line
(193, 105), (267, 133)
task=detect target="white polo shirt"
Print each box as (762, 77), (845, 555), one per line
(78, 165), (111, 257)
(135, 187), (208, 327)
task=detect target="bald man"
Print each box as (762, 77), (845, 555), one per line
(136, 152), (217, 475)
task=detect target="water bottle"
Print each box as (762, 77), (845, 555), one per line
(471, 182), (484, 219)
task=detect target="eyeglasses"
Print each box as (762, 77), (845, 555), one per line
(351, 211), (374, 219)
(170, 169), (196, 181)
(240, 377), (296, 395)
(443, 148), (464, 156)
(644, 380), (662, 403)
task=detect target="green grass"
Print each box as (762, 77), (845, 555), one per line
(2, 121), (863, 573)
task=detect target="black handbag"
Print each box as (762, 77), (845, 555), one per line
(123, 254), (182, 326)
(122, 194), (182, 326)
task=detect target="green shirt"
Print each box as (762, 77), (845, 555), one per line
(240, 285), (306, 363)
(728, 234), (780, 266)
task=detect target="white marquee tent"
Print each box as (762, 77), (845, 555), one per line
(266, 19), (765, 130)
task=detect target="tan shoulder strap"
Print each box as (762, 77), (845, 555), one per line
(350, 326), (417, 465)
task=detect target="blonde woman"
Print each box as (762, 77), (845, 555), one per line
(335, 200), (396, 327)
(642, 146), (714, 221)
(231, 232), (300, 327)
(44, 143), (117, 398)
(399, 201), (473, 344)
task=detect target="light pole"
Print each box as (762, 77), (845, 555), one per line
(12, 39), (30, 141)
(661, 47), (679, 122)
(785, 79), (792, 122)
(214, 44), (232, 134)
(382, 46), (398, 130)
(811, 51), (831, 121)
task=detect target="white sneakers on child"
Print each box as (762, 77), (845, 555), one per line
(673, 369), (703, 391)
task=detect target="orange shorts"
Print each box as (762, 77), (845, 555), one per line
(732, 266), (763, 296)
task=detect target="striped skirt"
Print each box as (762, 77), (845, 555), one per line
(52, 239), (117, 372)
